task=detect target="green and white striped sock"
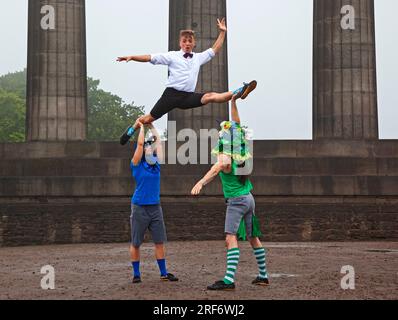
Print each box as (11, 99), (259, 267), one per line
(254, 247), (268, 279)
(223, 248), (240, 285)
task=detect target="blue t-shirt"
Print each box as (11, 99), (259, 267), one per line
(131, 157), (161, 206)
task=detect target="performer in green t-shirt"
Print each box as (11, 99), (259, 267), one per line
(191, 94), (269, 291)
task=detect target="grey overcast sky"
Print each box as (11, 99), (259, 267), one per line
(0, 0), (397, 139)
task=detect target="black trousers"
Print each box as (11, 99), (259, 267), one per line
(150, 88), (206, 120)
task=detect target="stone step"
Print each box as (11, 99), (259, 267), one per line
(2, 140), (398, 159)
(0, 142), (131, 159)
(1, 175), (397, 197)
(1, 157), (398, 177)
(0, 158), (129, 177)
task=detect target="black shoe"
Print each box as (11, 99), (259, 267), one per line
(252, 277), (269, 286)
(160, 273), (179, 282)
(132, 276), (142, 284)
(207, 280), (236, 291)
(239, 80), (257, 100)
(120, 125), (135, 146)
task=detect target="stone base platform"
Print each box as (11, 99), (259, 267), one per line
(1, 140), (397, 246)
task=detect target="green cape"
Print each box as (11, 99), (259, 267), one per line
(237, 215), (263, 241)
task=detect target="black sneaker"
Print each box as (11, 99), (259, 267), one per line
(132, 276), (142, 284)
(207, 280), (236, 291)
(239, 80), (257, 100)
(252, 277), (269, 286)
(120, 125), (135, 146)
(160, 273), (179, 282)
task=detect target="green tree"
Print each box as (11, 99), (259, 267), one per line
(0, 69), (26, 100)
(0, 70), (27, 142)
(87, 78), (145, 141)
(0, 69), (144, 142)
(0, 89), (25, 142)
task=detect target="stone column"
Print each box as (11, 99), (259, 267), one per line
(168, 0), (229, 134)
(313, 0), (379, 140)
(26, 0), (88, 141)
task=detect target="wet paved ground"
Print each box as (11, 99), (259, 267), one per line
(0, 241), (397, 300)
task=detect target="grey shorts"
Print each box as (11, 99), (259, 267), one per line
(225, 193), (255, 237)
(130, 204), (167, 247)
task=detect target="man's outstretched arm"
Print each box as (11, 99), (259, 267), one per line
(191, 154), (231, 195)
(231, 95), (241, 124)
(148, 124), (164, 163)
(212, 18), (227, 55)
(132, 122), (145, 166)
(117, 55), (151, 63)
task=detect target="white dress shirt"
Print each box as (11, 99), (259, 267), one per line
(150, 48), (216, 93)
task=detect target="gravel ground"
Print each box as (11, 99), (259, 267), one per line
(0, 241), (397, 300)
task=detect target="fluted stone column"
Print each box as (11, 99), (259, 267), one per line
(313, 0), (379, 140)
(168, 0), (229, 134)
(26, 0), (88, 141)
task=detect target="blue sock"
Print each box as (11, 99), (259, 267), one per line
(132, 261), (141, 278)
(127, 127), (135, 136)
(157, 259), (168, 277)
(233, 86), (245, 95)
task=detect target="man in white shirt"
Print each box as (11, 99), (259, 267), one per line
(118, 18), (257, 145)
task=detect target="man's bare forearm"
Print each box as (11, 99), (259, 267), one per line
(199, 164), (222, 186)
(149, 126), (164, 161)
(132, 126), (145, 165)
(212, 31), (226, 54)
(130, 55), (151, 62)
(120, 55), (151, 63)
(137, 126), (145, 146)
(149, 125), (160, 139)
(231, 99), (241, 124)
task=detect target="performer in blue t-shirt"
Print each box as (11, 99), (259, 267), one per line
(129, 121), (178, 284)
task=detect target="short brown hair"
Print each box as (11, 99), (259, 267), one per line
(180, 30), (195, 39)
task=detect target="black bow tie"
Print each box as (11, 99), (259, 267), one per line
(183, 52), (193, 59)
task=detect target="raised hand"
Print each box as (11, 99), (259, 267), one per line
(231, 93), (239, 101)
(217, 18), (227, 32)
(133, 119), (144, 129)
(117, 56), (130, 62)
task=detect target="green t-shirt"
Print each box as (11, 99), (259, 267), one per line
(219, 160), (253, 199)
